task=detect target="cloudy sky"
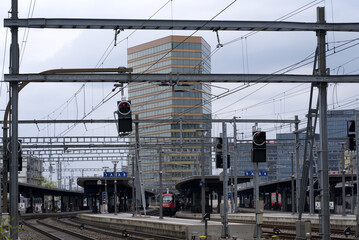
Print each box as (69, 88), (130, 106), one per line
(1, 0), (359, 183)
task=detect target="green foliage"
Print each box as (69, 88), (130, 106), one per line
(0, 216), (9, 240)
(38, 176), (57, 188)
(0, 216), (22, 240)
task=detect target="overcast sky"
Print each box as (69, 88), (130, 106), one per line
(1, 0), (359, 183)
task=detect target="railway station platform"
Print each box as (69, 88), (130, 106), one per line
(176, 211), (357, 229)
(77, 212), (255, 240)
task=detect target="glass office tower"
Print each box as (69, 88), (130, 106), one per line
(127, 36), (212, 192)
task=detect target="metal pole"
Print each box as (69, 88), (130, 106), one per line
(295, 115), (300, 213)
(317, 7), (330, 240)
(351, 160), (354, 214)
(341, 143), (346, 216)
(230, 168), (234, 213)
(233, 117), (238, 213)
(134, 115), (141, 215)
(309, 117), (314, 214)
(159, 146), (163, 219)
(114, 162), (118, 215)
(105, 178), (108, 213)
(253, 162), (262, 238)
(131, 155), (135, 216)
(221, 122), (229, 238)
(2, 127), (8, 214)
(10, 0), (20, 238)
(201, 131), (205, 220)
(355, 111), (359, 237)
(10, 84), (19, 239)
(0, 128), (6, 217)
(205, 219), (208, 238)
(291, 152), (295, 214)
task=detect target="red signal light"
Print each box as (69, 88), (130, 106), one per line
(118, 101), (131, 115)
(253, 131), (266, 146)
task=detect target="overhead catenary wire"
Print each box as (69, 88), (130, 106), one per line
(58, 0), (239, 136)
(94, 0), (173, 69)
(214, 37), (359, 115)
(56, 0), (324, 137)
(58, 33), (359, 138)
(19, 0), (37, 67)
(222, 0), (324, 46)
(29, 0), (358, 139)
(39, 0), (175, 136)
(1, 11), (11, 98)
(140, 36), (359, 135)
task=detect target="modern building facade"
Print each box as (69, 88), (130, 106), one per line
(235, 109), (357, 183)
(127, 36), (212, 192)
(327, 109), (358, 172)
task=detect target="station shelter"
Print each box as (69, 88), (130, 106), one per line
(175, 175), (252, 214)
(238, 174), (357, 213)
(77, 177), (154, 213)
(18, 182), (85, 213)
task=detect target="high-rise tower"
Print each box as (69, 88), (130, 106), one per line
(127, 36), (212, 191)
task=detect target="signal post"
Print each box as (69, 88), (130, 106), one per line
(252, 127), (266, 239)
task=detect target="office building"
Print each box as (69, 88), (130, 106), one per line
(235, 109), (357, 183)
(127, 36), (212, 191)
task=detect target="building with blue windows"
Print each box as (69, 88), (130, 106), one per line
(234, 109), (357, 183)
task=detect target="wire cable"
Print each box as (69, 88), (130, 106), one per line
(39, 0), (174, 135)
(1, 11), (11, 98)
(19, 0), (37, 66)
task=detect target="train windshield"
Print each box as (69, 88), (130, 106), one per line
(163, 195), (173, 203)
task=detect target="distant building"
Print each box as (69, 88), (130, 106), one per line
(127, 36), (212, 192)
(327, 109), (358, 172)
(235, 109), (357, 182)
(18, 155), (43, 185)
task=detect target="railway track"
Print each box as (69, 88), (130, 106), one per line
(176, 212), (356, 239)
(21, 209), (183, 240)
(24, 218), (97, 240)
(261, 222), (356, 239)
(23, 215), (181, 240)
(69, 216), (183, 240)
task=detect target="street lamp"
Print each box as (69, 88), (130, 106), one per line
(112, 160), (119, 215)
(103, 166), (109, 214)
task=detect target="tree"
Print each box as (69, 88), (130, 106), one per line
(38, 176), (57, 188)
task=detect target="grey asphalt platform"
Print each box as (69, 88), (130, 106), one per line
(77, 212), (255, 239)
(176, 211), (357, 228)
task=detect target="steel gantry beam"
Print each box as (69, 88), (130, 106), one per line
(45, 168), (117, 172)
(40, 156), (128, 162)
(22, 148), (129, 155)
(4, 73), (359, 83)
(18, 136), (130, 144)
(0, 118), (299, 125)
(4, 18), (359, 32)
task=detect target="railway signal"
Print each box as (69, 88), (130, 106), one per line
(6, 139), (23, 171)
(116, 100), (132, 134)
(252, 131), (266, 162)
(122, 230), (130, 237)
(347, 120), (356, 151)
(215, 137), (223, 168)
(215, 137), (230, 168)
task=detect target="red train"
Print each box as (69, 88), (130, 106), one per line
(271, 193), (282, 210)
(162, 193), (179, 216)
